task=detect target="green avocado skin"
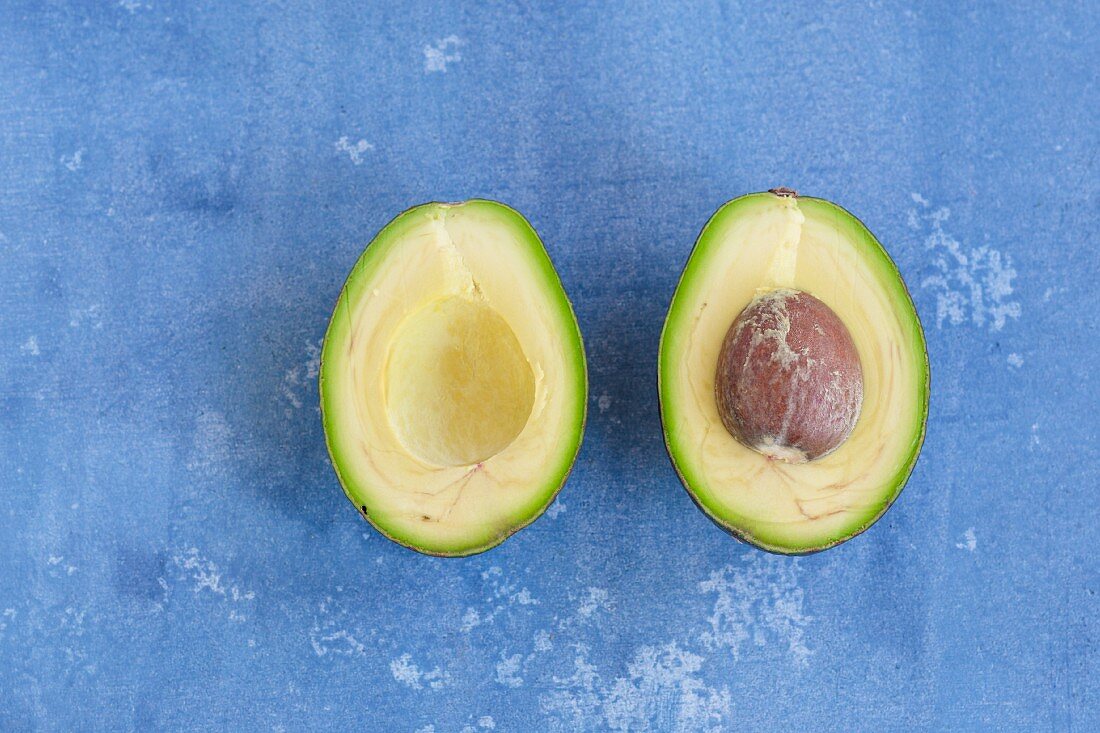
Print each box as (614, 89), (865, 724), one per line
(319, 200), (588, 558)
(657, 192), (930, 555)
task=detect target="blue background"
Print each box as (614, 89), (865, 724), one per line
(1, 1), (1097, 730)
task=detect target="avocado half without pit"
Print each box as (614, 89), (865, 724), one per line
(659, 189), (929, 554)
(320, 200), (587, 556)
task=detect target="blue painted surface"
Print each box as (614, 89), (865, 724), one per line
(1, 1), (1096, 730)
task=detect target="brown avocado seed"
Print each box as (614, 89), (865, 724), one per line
(715, 288), (863, 463)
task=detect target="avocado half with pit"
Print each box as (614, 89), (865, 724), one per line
(659, 189), (928, 554)
(320, 200), (586, 556)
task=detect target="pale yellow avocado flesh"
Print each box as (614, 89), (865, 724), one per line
(321, 201), (586, 556)
(385, 295), (536, 468)
(659, 192), (928, 553)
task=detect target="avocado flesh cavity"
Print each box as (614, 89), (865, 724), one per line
(385, 295), (536, 468)
(321, 201), (587, 556)
(659, 191), (928, 554)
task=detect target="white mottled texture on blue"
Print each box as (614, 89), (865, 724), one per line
(0, 1), (1096, 730)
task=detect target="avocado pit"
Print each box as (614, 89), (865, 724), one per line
(715, 288), (863, 463)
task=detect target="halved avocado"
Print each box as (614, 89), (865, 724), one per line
(320, 200), (586, 557)
(659, 190), (928, 554)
